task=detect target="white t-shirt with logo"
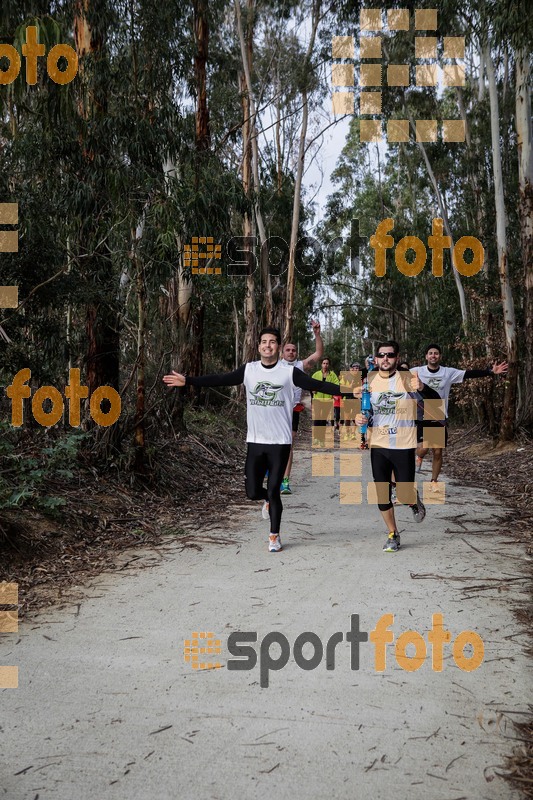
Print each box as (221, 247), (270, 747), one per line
(244, 361), (295, 444)
(280, 358), (304, 406)
(413, 365), (465, 416)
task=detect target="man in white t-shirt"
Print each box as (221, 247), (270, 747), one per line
(279, 319), (324, 494)
(414, 344), (508, 483)
(163, 327), (342, 553)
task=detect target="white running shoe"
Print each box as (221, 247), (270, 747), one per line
(262, 501), (270, 519)
(269, 534), (282, 552)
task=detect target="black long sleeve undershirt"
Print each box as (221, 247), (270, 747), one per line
(185, 363), (344, 395)
(186, 365), (246, 388)
(418, 383), (442, 400)
(292, 367), (343, 395)
(185, 364), (446, 400)
(464, 368), (493, 379)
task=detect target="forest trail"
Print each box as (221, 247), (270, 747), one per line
(1, 443), (530, 800)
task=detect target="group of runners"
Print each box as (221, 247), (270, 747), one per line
(163, 324), (507, 554)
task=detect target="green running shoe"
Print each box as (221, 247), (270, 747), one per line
(280, 478), (292, 495)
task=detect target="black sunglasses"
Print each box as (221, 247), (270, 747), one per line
(376, 352), (396, 358)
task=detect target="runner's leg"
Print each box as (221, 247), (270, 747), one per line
(431, 423), (448, 481)
(431, 447), (443, 481)
(244, 443), (269, 504)
(389, 448), (416, 498)
(416, 421), (426, 469)
(313, 399), (328, 446)
(389, 447), (426, 522)
(284, 411), (300, 480)
(370, 448), (397, 532)
(265, 444), (291, 534)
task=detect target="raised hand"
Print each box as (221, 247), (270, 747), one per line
(491, 361), (508, 375)
(162, 370), (186, 387)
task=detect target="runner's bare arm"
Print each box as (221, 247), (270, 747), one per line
(301, 320), (324, 370)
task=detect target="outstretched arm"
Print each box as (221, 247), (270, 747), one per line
(464, 360), (508, 379)
(301, 320), (324, 370)
(292, 367), (342, 396)
(163, 364), (246, 389)
(163, 371), (186, 388)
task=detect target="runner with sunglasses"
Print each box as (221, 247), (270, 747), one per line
(355, 340), (439, 553)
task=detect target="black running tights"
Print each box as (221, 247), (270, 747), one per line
(244, 443), (291, 533)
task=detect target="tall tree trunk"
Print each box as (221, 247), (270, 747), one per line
(75, 0), (120, 399)
(515, 47), (533, 428)
(240, 70), (257, 364)
(132, 223), (146, 474)
(235, 0), (273, 324)
(485, 42), (518, 441)
(275, 72), (283, 195)
(194, 0), (210, 152)
(455, 79), (491, 354)
(284, 83), (309, 344)
(284, 0), (321, 344)
(163, 157), (189, 368)
(176, 0), (210, 396)
(405, 109), (469, 331)
(233, 297), (240, 369)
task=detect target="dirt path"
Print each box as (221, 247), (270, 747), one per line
(1, 441), (530, 800)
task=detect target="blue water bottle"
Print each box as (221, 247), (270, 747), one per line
(360, 382), (371, 434)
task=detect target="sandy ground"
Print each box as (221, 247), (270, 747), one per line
(0, 434), (531, 800)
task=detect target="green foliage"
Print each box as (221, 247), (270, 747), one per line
(1, 0), (527, 469)
(0, 423), (87, 514)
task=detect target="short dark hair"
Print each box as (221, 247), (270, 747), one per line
(398, 361), (410, 370)
(375, 340), (399, 356)
(425, 343), (442, 355)
(259, 326), (281, 345)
